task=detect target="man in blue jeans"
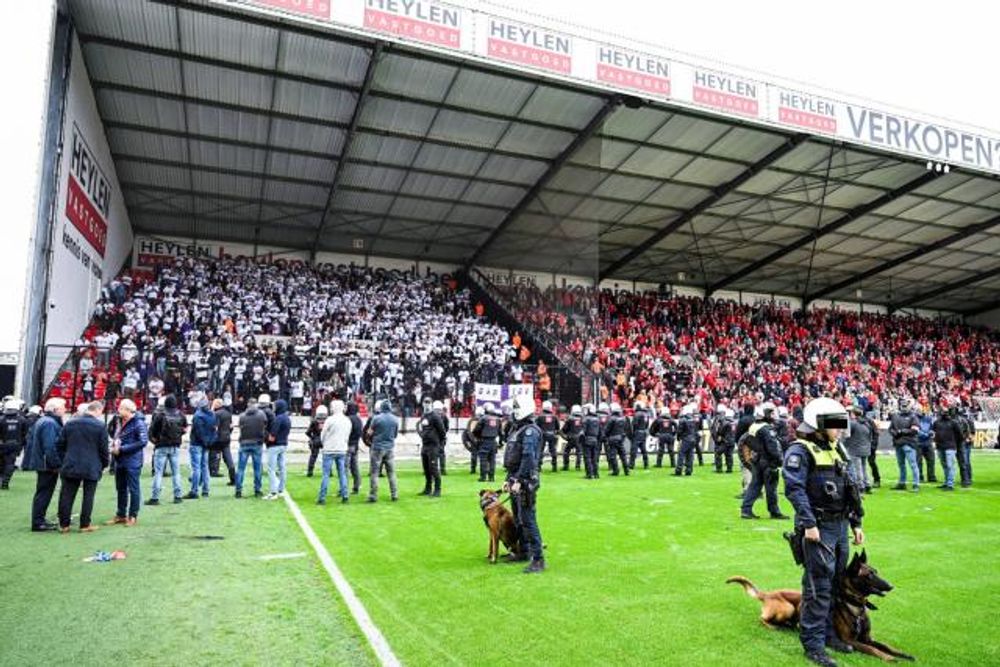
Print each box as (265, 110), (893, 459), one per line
(236, 399), (268, 498)
(147, 395), (187, 505)
(932, 408), (964, 491)
(187, 399), (217, 499)
(317, 400), (351, 504)
(265, 399), (291, 500)
(106, 398), (146, 526)
(889, 397), (920, 492)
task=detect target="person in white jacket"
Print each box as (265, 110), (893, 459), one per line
(317, 400), (352, 505)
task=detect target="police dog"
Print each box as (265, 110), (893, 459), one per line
(478, 489), (520, 564)
(728, 551), (914, 661)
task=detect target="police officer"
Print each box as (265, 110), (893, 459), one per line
(597, 402), (611, 473)
(650, 407), (676, 468)
(418, 400), (447, 497)
(305, 404), (328, 478)
(740, 402), (789, 519)
(581, 403), (602, 480)
(1, 399), (28, 490)
(503, 394), (545, 574)
(536, 400), (560, 473)
(474, 403), (502, 482)
(711, 405), (736, 473)
(499, 400), (515, 451)
(628, 400), (651, 470)
(603, 403), (630, 476)
(674, 403), (700, 476)
(464, 406), (483, 475)
(560, 404), (584, 471)
(783, 397), (865, 667)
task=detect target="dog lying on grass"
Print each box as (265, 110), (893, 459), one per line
(728, 551), (914, 662)
(479, 489), (521, 564)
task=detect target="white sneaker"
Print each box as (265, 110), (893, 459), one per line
(264, 493), (277, 501)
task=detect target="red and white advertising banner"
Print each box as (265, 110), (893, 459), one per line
(482, 15), (572, 74)
(363, 0), (463, 49)
(772, 88), (838, 134)
(595, 44), (670, 97)
(691, 68), (760, 118)
(245, 0), (332, 20)
(66, 125), (110, 258)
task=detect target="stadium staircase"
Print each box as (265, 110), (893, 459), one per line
(459, 268), (596, 408)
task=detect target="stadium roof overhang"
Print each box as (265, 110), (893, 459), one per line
(67, 0), (1000, 316)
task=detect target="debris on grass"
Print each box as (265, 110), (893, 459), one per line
(84, 550), (127, 563)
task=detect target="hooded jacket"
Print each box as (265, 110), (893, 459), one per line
(366, 402), (399, 450)
(267, 399), (291, 448)
(239, 405), (269, 445)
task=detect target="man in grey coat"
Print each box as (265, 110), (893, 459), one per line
(365, 400), (399, 503)
(843, 406), (871, 491)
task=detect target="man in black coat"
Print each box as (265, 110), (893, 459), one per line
(209, 399), (235, 485)
(56, 401), (110, 532)
(22, 398), (67, 531)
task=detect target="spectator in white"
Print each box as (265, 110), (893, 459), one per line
(317, 400), (351, 505)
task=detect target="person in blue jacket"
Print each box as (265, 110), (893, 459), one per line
(108, 398), (148, 525)
(915, 407), (937, 484)
(187, 399), (218, 499)
(22, 398), (67, 532)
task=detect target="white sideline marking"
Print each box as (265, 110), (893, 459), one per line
(258, 552), (307, 561)
(283, 493), (401, 667)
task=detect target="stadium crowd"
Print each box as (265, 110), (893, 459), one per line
(496, 284), (1000, 419)
(63, 259), (517, 416)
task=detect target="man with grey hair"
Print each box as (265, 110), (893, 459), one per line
(56, 401), (110, 533)
(23, 397), (67, 531)
(843, 406), (871, 491)
(317, 400), (351, 504)
(107, 398), (147, 526)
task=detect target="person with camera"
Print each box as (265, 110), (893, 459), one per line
(783, 398), (865, 667)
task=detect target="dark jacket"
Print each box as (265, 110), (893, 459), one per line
(268, 399), (291, 448)
(190, 406), (218, 448)
(57, 414), (110, 481)
(239, 406), (269, 445)
(150, 408), (187, 448)
(23, 412), (63, 472)
(213, 407), (233, 447)
(367, 403), (399, 450)
(418, 411), (447, 447)
(889, 410), (919, 446)
(115, 413), (148, 471)
(347, 403), (363, 452)
(932, 414), (964, 451)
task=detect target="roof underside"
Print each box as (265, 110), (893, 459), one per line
(69, 0), (1000, 316)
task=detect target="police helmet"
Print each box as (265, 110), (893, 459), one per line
(716, 404), (727, 415)
(541, 400), (553, 412)
(315, 405), (329, 417)
(570, 404), (582, 416)
(610, 403), (622, 415)
(598, 402), (610, 414)
(583, 403), (595, 415)
(801, 397), (849, 433)
(681, 403), (697, 417)
(483, 402), (495, 414)
(754, 401), (776, 420)
(500, 400), (513, 416)
(660, 407), (671, 417)
(512, 394), (536, 421)
(898, 397), (912, 411)
(28, 405), (42, 416)
(475, 405), (485, 418)
(432, 400), (444, 412)
(3, 399), (21, 412)
(258, 393), (272, 407)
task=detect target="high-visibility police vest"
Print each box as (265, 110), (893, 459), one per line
(794, 438), (848, 469)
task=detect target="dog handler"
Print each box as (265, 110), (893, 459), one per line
(503, 394), (546, 574)
(783, 398), (865, 667)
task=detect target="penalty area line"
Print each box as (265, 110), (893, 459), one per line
(283, 493), (401, 667)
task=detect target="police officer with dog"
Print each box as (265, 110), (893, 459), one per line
(581, 404), (602, 479)
(628, 400), (651, 470)
(503, 394), (545, 574)
(739, 402), (788, 519)
(560, 404), (584, 471)
(784, 397), (865, 667)
(474, 403), (502, 483)
(536, 401), (560, 473)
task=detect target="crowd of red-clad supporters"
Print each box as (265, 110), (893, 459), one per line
(495, 284), (1000, 419)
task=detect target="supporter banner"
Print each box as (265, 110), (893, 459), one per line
(363, 0), (464, 49)
(481, 15), (572, 74)
(595, 44), (671, 97)
(45, 35), (133, 372)
(691, 68), (760, 118)
(771, 88), (838, 134)
(245, 0), (332, 20)
(474, 383), (534, 406)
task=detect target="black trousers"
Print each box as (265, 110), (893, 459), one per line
(32, 471), (59, 528)
(628, 431), (649, 469)
(916, 443), (937, 482)
(478, 441), (497, 481)
(562, 435), (582, 470)
(675, 440), (697, 474)
(421, 445), (441, 492)
(0, 445), (19, 486)
(348, 447), (361, 492)
(438, 445), (447, 476)
(800, 518), (848, 653)
(58, 476), (98, 529)
(541, 434), (558, 470)
(583, 441), (600, 478)
(956, 443), (973, 486)
(656, 437), (676, 468)
(307, 445), (321, 476)
(714, 445), (734, 472)
(209, 446), (236, 482)
(605, 438), (629, 475)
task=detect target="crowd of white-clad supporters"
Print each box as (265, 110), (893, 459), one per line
(64, 257), (520, 416)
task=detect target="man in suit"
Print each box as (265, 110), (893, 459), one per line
(56, 401), (110, 533)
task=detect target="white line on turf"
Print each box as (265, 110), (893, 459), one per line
(283, 493), (402, 667)
(257, 552), (307, 561)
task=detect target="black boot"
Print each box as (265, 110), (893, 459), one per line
(805, 650), (837, 667)
(523, 559), (546, 574)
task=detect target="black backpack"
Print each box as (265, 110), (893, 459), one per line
(160, 411), (185, 443)
(738, 429), (762, 466)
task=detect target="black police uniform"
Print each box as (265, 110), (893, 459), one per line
(674, 414), (699, 475)
(536, 410), (560, 473)
(504, 416), (544, 571)
(581, 413), (602, 479)
(862, 414), (881, 488)
(628, 409), (651, 470)
(559, 414), (583, 471)
(711, 414), (736, 473)
(650, 415), (676, 468)
(305, 416), (326, 477)
(602, 412), (630, 476)
(1, 410), (28, 489)
(463, 416), (479, 475)
(473, 413), (501, 482)
(783, 435), (863, 660)
(418, 410), (447, 496)
(740, 420), (784, 518)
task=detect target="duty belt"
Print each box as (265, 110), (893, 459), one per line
(814, 508), (846, 522)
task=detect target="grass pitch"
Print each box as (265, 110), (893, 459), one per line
(2, 454), (998, 667)
(288, 453), (1000, 667)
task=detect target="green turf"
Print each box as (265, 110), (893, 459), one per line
(287, 453), (1000, 667)
(0, 470), (374, 667)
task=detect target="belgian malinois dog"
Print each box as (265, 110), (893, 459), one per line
(728, 550), (914, 661)
(479, 489), (520, 564)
